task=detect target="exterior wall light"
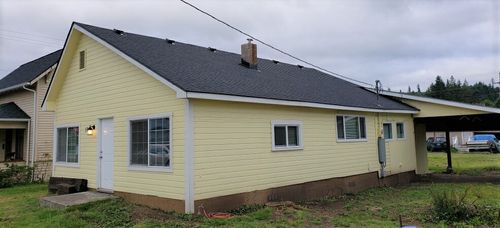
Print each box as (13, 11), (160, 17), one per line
(86, 125), (95, 135)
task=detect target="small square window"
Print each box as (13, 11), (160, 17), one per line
(79, 50), (86, 70)
(272, 121), (303, 151)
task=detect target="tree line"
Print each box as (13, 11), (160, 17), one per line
(406, 75), (500, 107)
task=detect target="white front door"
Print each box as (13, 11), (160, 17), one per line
(98, 118), (114, 191)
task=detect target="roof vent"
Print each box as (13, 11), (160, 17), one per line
(272, 60), (280, 64)
(113, 29), (124, 35)
(241, 39), (257, 69)
(297, 65), (304, 69)
(208, 47), (217, 52)
(166, 39), (175, 44)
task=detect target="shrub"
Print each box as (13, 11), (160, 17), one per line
(429, 187), (499, 225)
(0, 163), (34, 188)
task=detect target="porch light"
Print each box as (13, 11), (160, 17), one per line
(86, 125), (95, 135)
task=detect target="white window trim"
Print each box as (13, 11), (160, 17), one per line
(396, 122), (406, 140)
(336, 115), (368, 143)
(78, 49), (87, 71)
(54, 123), (81, 167)
(271, 120), (304, 151)
(383, 122), (394, 141)
(127, 113), (173, 172)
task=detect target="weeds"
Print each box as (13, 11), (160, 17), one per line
(429, 186), (499, 225)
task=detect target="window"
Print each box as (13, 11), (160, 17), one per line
(272, 121), (303, 150)
(56, 126), (79, 164)
(396, 122), (405, 139)
(79, 50), (86, 70)
(383, 123), (393, 140)
(337, 116), (366, 140)
(130, 116), (171, 168)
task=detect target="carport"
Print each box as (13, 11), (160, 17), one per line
(380, 91), (500, 174)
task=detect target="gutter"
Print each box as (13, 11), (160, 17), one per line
(0, 83), (25, 95)
(22, 83), (36, 168)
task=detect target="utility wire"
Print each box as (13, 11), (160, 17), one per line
(179, 0), (374, 87)
(0, 28), (64, 42)
(0, 35), (62, 48)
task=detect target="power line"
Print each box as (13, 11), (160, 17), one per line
(0, 32), (62, 45)
(0, 35), (62, 48)
(178, 0), (374, 87)
(0, 28), (64, 42)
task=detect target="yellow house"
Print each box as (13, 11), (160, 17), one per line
(42, 22), (500, 213)
(0, 50), (61, 179)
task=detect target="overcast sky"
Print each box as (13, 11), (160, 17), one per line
(0, 0), (499, 91)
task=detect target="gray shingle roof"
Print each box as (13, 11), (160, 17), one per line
(0, 49), (62, 91)
(0, 102), (30, 119)
(76, 22), (417, 111)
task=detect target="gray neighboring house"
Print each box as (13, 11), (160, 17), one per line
(0, 50), (61, 178)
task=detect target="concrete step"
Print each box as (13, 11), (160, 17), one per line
(40, 191), (118, 209)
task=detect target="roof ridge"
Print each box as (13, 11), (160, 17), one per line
(74, 22), (322, 71)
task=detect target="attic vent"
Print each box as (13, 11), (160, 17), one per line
(297, 65), (304, 69)
(208, 47), (217, 52)
(113, 29), (124, 35)
(272, 60), (280, 64)
(166, 39), (175, 44)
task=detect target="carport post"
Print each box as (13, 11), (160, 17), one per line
(445, 131), (453, 173)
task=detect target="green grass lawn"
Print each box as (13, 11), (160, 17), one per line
(1, 183), (499, 227)
(428, 152), (500, 175)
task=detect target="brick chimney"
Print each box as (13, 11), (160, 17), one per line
(241, 39), (257, 69)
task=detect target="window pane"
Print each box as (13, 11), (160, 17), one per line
(336, 116), (344, 139)
(287, 126), (298, 146)
(274, 126), (286, 146)
(56, 128), (67, 162)
(359, 117), (366, 138)
(397, 123), (405, 138)
(149, 118), (170, 167)
(345, 116), (360, 139)
(383, 123), (392, 139)
(67, 127), (79, 163)
(131, 120), (148, 165)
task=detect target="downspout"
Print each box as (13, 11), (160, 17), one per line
(23, 83), (36, 168)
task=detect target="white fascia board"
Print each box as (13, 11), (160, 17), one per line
(378, 90), (500, 114)
(41, 25), (76, 111)
(73, 24), (187, 98)
(186, 92), (419, 114)
(29, 64), (57, 85)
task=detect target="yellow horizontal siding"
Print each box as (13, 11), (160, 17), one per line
(192, 100), (416, 200)
(53, 34), (186, 200)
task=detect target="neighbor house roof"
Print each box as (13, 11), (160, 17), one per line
(0, 102), (30, 120)
(0, 49), (62, 93)
(46, 22), (418, 113)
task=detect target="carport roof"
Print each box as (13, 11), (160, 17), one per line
(0, 102), (30, 120)
(378, 90), (500, 115)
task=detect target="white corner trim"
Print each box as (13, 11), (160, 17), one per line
(73, 24), (187, 98)
(186, 92), (419, 114)
(377, 90), (500, 114)
(184, 99), (195, 213)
